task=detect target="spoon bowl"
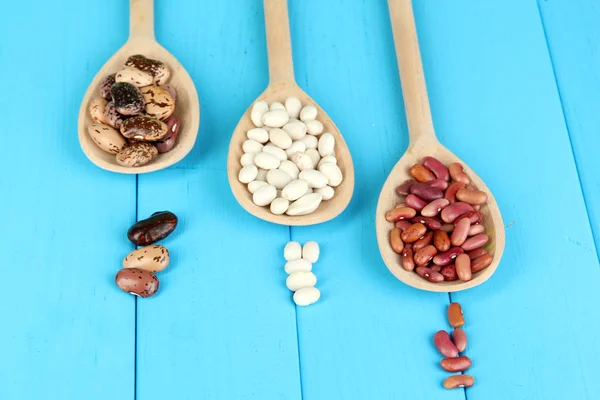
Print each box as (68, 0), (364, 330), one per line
(376, 0), (505, 292)
(227, 0), (354, 226)
(78, 0), (199, 174)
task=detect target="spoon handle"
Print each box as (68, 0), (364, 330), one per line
(130, 0), (155, 39)
(388, 0), (436, 144)
(264, 0), (295, 84)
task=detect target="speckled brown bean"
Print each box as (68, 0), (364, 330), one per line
(411, 216), (442, 230)
(89, 97), (108, 124)
(410, 183), (444, 201)
(421, 198), (450, 217)
(444, 182), (467, 204)
(412, 231), (433, 252)
(441, 356), (472, 372)
(447, 302), (465, 327)
(87, 123), (127, 155)
(406, 194), (427, 211)
(385, 207), (417, 222)
(441, 202), (474, 223)
(415, 266), (443, 282)
(433, 247), (464, 266)
(100, 74), (116, 100)
(128, 211), (178, 246)
(414, 245), (437, 267)
(111, 82), (144, 115)
(116, 66), (153, 87)
(448, 162), (470, 184)
(400, 223), (427, 243)
(452, 328), (467, 352)
(461, 234), (489, 251)
(422, 156), (450, 181)
(451, 217), (471, 246)
(471, 253), (493, 273)
(140, 85), (175, 120)
(115, 268), (159, 298)
(123, 245), (170, 272)
(468, 224), (485, 236)
(434, 330), (459, 357)
(455, 254), (472, 281)
(441, 265), (458, 281)
(409, 164), (435, 183)
(103, 101), (125, 129)
(160, 85), (177, 103)
(456, 188), (488, 205)
(443, 375), (474, 389)
(396, 179), (415, 196)
(395, 220), (412, 230)
(390, 228), (405, 254)
(155, 116), (181, 153)
(125, 54), (171, 85)
(467, 248), (488, 260)
(401, 245), (415, 271)
(434, 230), (451, 252)
(116, 142), (158, 167)
(120, 116), (169, 141)
(428, 178), (449, 191)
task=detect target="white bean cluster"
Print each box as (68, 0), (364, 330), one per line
(284, 241), (321, 306)
(238, 97), (343, 216)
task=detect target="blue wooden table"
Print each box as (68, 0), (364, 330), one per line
(2, 0), (599, 399)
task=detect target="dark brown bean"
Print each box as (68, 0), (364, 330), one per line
(441, 356), (472, 372)
(390, 228), (404, 254)
(434, 230), (451, 252)
(128, 211), (178, 246)
(396, 179), (415, 196)
(443, 375), (474, 389)
(432, 247), (464, 266)
(412, 231), (433, 252)
(471, 253), (493, 273)
(441, 265), (458, 281)
(415, 266), (443, 282)
(409, 183), (444, 201)
(444, 182), (467, 204)
(414, 245), (437, 267)
(409, 164), (435, 183)
(422, 156), (450, 181)
(401, 245), (415, 272)
(400, 223), (427, 243)
(448, 302), (465, 328)
(406, 194), (427, 211)
(461, 234), (489, 251)
(115, 268), (159, 298)
(411, 216), (442, 230)
(455, 254), (472, 281)
(452, 328), (467, 352)
(434, 330), (459, 357)
(385, 207), (417, 222)
(111, 82), (144, 115)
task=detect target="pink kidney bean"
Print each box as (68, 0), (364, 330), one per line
(452, 328), (467, 352)
(401, 245), (415, 271)
(412, 231), (433, 252)
(395, 220), (412, 230)
(455, 254), (472, 281)
(458, 210), (483, 225)
(385, 207), (417, 222)
(409, 164), (435, 183)
(461, 234), (489, 251)
(471, 253), (493, 273)
(468, 224), (485, 236)
(421, 198), (450, 217)
(396, 179), (415, 196)
(414, 245), (438, 267)
(448, 162), (470, 184)
(406, 194), (427, 211)
(456, 188), (488, 205)
(467, 248), (488, 260)
(450, 217), (471, 247)
(444, 182), (467, 204)
(428, 178), (449, 191)
(433, 247), (464, 266)
(441, 356), (472, 372)
(434, 330), (459, 357)
(473, 204), (481, 211)
(412, 216), (442, 230)
(440, 264), (458, 281)
(415, 266), (443, 282)
(430, 265), (442, 273)
(441, 202), (474, 223)
(444, 375), (474, 389)
(422, 156), (450, 181)
(410, 183), (444, 201)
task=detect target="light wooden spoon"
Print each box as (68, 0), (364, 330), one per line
(376, 0), (505, 292)
(78, 0), (200, 174)
(227, 0), (355, 226)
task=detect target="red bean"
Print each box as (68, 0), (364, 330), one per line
(422, 156), (449, 181)
(450, 217), (471, 247)
(409, 164), (435, 183)
(396, 179), (415, 196)
(433, 330), (458, 357)
(471, 253), (493, 273)
(401, 223), (427, 243)
(440, 264), (458, 281)
(390, 228), (404, 254)
(461, 234), (489, 251)
(401, 245), (415, 271)
(428, 178), (449, 190)
(447, 302), (465, 327)
(444, 375), (474, 389)
(406, 194), (427, 211)
(444, 182), (467, 204)
(457, 210), (483, 225)
(468, 224), (485, 236)
(433, 230), (451, 252)
(421, 198), (450, 217)
(441, 202), (474, 223)
(452, 328), (467, 352)
(395, 220), (412, 231)
(433, 247), (464, 266)
(467, 248), (488, 260)
(412, 231), (433, 252)
(385, 207), (417, 222)
(416, 266), (443, 282)
(455, 254), (472, 281)
(441, 356), (472, 372)
(448, 162), (470, 184)
(414, 245), (438, 267)
(430, 265), (442, 273)
(456, 188), (488, 205)
(412, 216), (442, 230)
(440, 223), (454, 233)
(410, 183), (444, 201)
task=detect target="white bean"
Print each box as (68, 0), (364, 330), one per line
(254, 152), (281, 170)
(283, 121), (307, 140)
(285, 259), (313, 274)
(243, 139), (264, 153)
(262, 110), (290, 128)
(290, 152), (315, 171)
(279, 160), (300, 179)
(282, 179), (309, 201)
(247, 128), (269, 143)
(318, 163), (343, 187)
(248, 180), (269, 194)
(256, 168), (268, 182)
(285, 96), (302, 119)
(284, 241), (302, 261)
(286, 271), (317, 291)
(315, 186), (334, 200)
(262, 144), (287, 161)
(270, 197), (290, 215)
(286, 141), (306, 157)
(238, 165), (258, 183)
(251, 101), (268, 127)
(305, 120), (324, 136)
(269, 128), (292, 149)
(300, 135), (318, 150)
(270, 101), (285, 111)
(286, 193), (323, 215)
(293, 287), (320, 306)
(252, 184), (277, 206)
(318, 133), (335, 157)
(306, 188), (314, 193)
(317, 155), (337, 168)
(300, 105), (317, 122)
(299, 169), (329, 188)
(302, 241), (320, 263)
(305, 149), (321, 167)
(267, 169), (293, 189)
(240, 152), (256, 167)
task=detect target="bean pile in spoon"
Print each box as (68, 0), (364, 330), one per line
(386, 156), (493, 283)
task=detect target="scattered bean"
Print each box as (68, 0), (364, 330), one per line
(125, 54), (170, 85)
(443, 375), (474, 389)
(123, 245), (170, 272)
(128, 211), (178, 246)
(284, 241), (302, 261)
(302, 241), (320, 263)
(434, 330), (459, 358)
(115, 268), (159, 298)
(286, 271), (317, 291)
(452, 328), (467, 352)
(441, 356), (472, 372)
(116, 142), (158, 167)
(120, 116), (168, 141)
(100, 74), (116, 100)
(447, 302), (465, 328)
(293, 287), (321, 306)
(87, 123), (127, 155)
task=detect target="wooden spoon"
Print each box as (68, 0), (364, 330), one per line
(78, 0), (200, 174)
(227, 0), (355, 226)
(376, 0), (505, 292)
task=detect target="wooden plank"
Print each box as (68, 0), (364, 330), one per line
(0, 1), (135, 399)
(539, 0), (600, 257)
(134, 1), (302, 399)
(412, 0), (600, 399)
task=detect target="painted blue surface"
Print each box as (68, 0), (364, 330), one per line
(1, 1), (599, 399)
